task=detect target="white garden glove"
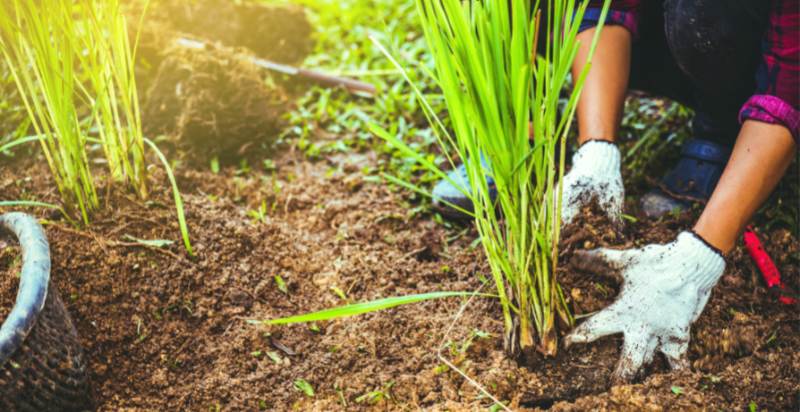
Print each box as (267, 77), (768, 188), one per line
(560, 140), (624, 225)
(565, 231), (725, 382)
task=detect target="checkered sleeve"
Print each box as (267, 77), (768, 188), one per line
(578, 0), (640, 39)
(739, 0), (799, 143)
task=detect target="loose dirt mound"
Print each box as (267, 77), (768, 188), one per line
(1, 149), (797, 410)
(130, 0), (314, 164)
(143, 44), (290, 164)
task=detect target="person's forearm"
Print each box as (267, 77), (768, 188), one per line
(694, 121), (797, 253)
(573, 26), (631, 144)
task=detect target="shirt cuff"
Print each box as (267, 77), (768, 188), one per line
(578, 8), (638, 39)
(739, 95), (800, 143)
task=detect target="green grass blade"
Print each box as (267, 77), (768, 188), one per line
(0, 200), (62, 211)
(259, 291), (490, 325)
(0, 200), (75, 226)
(0, 134), (41, 154)
(144, 138), (193, 256)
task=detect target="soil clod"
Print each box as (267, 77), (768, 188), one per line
(143, 44), (290, 164)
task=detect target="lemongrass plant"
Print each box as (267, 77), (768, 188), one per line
(1, 0), (149, 210)
(77, 0), (149, 199)
(0, 0), (98, 223)
(261, 0), (609, 357)
(0, 0), (192, 254)
(376, 0), (610, 356)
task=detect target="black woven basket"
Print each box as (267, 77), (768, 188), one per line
(0, 213), (91, 411)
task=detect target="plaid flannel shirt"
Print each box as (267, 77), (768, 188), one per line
(580, 0), (799, 143)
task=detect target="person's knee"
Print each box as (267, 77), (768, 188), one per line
(665, 1), (739, 63)
(663, 0), (765, 84)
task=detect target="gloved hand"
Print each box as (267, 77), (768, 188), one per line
(560, 140), (624, 225)
(565, 231), (725, 382)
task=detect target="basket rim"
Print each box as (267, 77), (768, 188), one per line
(0, 212), (50, 367)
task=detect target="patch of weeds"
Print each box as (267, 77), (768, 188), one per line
(355, 381), (394, 405)
(282, 0), (446, 211)
(619, 95), (692, 190)
(440, 329), (492, 368)
(247, 200), (269, 224)
(235, 159), (252, 176)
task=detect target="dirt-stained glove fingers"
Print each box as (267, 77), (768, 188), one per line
(660, 333), (690, 371)
(558, 183), (580, 226)
(565, 307), (623, 348)
(571, 248), (633, 282)
(612, 332), (657, 383)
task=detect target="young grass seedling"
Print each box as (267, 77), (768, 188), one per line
(0, 1), (193, 255)
(372, 0), (611, 355)
(274, 275), (289, 295)
(0, 1), (98, 222)
(293, 379), (315, 398)
(259, 0), (611, 358)
(248, 200), (269, 224)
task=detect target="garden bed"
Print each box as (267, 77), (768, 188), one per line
(0, 1), (796, 409)
(0, 144), (797, 410)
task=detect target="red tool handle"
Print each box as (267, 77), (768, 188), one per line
(743, 227), (797, 305)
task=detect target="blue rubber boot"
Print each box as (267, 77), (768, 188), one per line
(641, 138), (731, 217)
(432, 156), (496, 220)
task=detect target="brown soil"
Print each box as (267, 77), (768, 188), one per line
(0, 143), (797, 411)
(0, 239), (20, 323)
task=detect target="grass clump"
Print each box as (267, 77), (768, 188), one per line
(375, 0), (610, 355)
(264, 0), (610, 357)
(0, 0), (192, 254)
(0, 0), (99, 222)
(285, 0), (444, 191)
(77, 0), (149, 199)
